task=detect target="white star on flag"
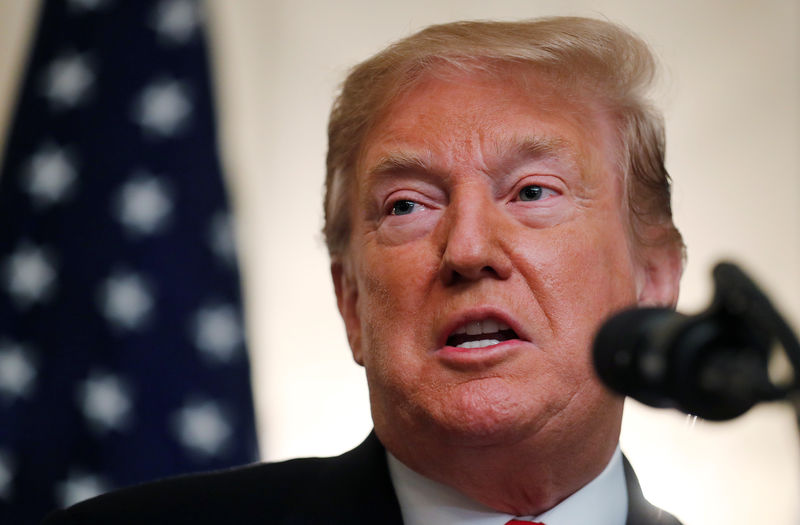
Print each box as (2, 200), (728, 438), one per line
(190, 303), (243, 362)
(55, 470), (111, 507)
(113, 173), (173, 236)
(0, 342), (37, 403)
(39, 51), (95, 109)
(172, 399), (232, 458)
(2, 242), (57, 309)
(132, 78), (192, 137)
(151, 0), (202, 44)
(77, 370), (133, 433)
(22, 143), (78, 207)
(67, 0), (112, 12)
(208, 212), (237, 265)
(97, 270), (154, 331)
(0, 450), (14, 500)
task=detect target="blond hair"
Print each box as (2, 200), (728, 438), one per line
(324, 17), (683, 259)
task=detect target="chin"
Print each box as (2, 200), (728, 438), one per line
(423, 378), (538, 447)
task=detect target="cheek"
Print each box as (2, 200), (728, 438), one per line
(359, 238), (441, 307)
(354, 245), (437, 360)
(556, 217), (637, 297)
(517, 220), (638, 353)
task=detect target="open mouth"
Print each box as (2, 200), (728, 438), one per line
(445, 318), (520, 349)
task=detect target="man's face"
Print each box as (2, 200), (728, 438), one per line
(334, 67), (674, 451)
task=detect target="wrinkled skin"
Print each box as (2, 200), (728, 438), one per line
(332, 66), (681, 514)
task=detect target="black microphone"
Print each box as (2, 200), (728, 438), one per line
(593, 262), (798, 421)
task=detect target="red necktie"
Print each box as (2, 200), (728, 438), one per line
(506, 521), (545, 525)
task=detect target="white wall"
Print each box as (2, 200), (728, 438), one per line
(2, 1), (798, 524)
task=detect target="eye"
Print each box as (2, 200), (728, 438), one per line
(518, 185), (545, 201)
(390, 199), (422, 216)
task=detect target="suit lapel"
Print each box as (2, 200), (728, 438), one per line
(322, 431), (405, 525)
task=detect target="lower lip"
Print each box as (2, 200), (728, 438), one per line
(435, 339), (526, 368)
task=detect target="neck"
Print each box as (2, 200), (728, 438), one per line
(377, 417), (621, 516)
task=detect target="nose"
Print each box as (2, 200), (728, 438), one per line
(439, 189), (513, 286)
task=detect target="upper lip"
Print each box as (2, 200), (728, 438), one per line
(437, 307), (530, 348)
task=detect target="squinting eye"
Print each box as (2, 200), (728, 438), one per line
(518, 185), (544, 201)
(391, 200), (418, 215)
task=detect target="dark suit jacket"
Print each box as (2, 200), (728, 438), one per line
(43, 432), (681, 524)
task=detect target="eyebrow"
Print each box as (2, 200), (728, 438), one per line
(366, 151), (437, 179)
(365, 134), (578, 181)
(500, 135), (575, 168)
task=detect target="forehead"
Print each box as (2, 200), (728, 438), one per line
(359, 65), (619, 181)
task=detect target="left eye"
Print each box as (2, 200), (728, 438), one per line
(390, 200), (420, 215)
(518, 185), (545, 201)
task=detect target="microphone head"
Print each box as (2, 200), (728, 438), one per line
(593, 307), (679, 408)
(593, 306), (769, 420)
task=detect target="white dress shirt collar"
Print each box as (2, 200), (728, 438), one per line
(387, 446), (627, 525)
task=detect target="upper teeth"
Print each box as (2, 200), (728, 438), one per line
(454, 319), (510, 336)
(457, 339), (501, 349)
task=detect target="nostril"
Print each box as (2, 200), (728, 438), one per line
(445, 265), (501, 286)
(448, 269), (465, 286)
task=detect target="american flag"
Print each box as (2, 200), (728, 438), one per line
(0, 0), (259, 522)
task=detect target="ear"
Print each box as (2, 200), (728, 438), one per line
(331, 260), (364, 366)
(635, 243), (684, 308)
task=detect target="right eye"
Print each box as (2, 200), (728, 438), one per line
(390, 200), (421, 216)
